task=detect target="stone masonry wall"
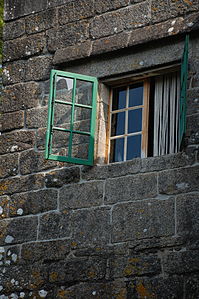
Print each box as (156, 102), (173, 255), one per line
(0, 0), (199, 298)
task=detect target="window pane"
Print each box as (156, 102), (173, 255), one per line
(128, 109), (142, 133)
(56, 76), (73, 103)
(74, 106), (91, 132)
(72, 133), (89, 159)
(127, 135), (141, 160)
(110, 138), (124, 163)
(76, 80), (93, 106)
(112, 87), (126, 110)
(53, 103), (71, 129)
(129, 83), (143, 107)
(111, 112), (125, 136)
(51, 130), (70, 156)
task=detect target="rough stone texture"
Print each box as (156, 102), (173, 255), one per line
(71, 207), (111, 247)
(2, 1), (199, 298)
(158, 165), (199, 195)
(45, 167), (80, 188)
(0, 173), (45, 195)
(9, 189), (58, 217)
(112, 198), (175, 242)
(105, 173), (157, 204)
(60, 181), (104, 209)
(58, 0), (94, 25)
(0, 216), (38, 245)
(0, 110), (24, 132)
(0, 153), (19, 179)
(47, 21), (89, 52)
(0, 82), (41, 113)
(53, 41), (92, 64)
(0, 130), (35, 154)
(25, 8), (57, 34)
(3, 19), (25, 40)
(39, 211), (71, 240)
(3, 33), (46, 62)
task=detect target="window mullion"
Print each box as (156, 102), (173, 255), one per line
(68, 78), (76, 158)
(124, 86), (129, 161)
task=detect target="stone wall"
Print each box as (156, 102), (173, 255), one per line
(0, 0), (199, 298)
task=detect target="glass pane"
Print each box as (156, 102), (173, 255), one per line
(127, 135), (141, 160)
(111, 112), (125, 136)
(74, 106), (91, 132)
(112, 87), (126, 110)
(53, 103), (71, 129)
(129, 83), (143, 107)
(72, 134), (90, 159)
(128, 109), (142, 134)
(55, 76), (73, 103)
(110, 138), (124, 163)
(51, 130), (70, 156)
(76, 80), (93, 106)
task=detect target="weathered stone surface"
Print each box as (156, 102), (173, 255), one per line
(105, 173), (157, 204)
(3, 19), (25, 40)
(0, 110), (24, 132)
(186, 113), (199, 144)
(0, 195), (10, 219)
(112, 198), (175, 242)
(4, 0), (48, 20)
(25, 55), (52, 81)
(92, 32), (129, 55)
(25, 8), (56, 34)
(19, 150), (60, 175)
(128, 276), (184, 299)
(0, 130), (35, 155)
(0, 216), (38, 245)
(58, 0), (94, 25)
(47, 0), (71, 7)
(3, 60), (26, 85)
(186, 88), (199, 116)
(21, 239), (71, 262)
(36, 127), (47, 150)
(95, 0), (129, 14)
(176, 193), (199, 239)
(90, 1), (150, 39)
(3, 33), (46, 62)
(71, 207), (111, 247)
(0, 153), (18, 179)
(47, 21), (89, 52)
(60, 181), (104, 209)
(151, 0), (199, 24)
(1, 82), (41, 113)
(158, 166), (199, 195)
(39, 211), (71, 240)
(110, 254), (161, 278)
(164, 250), (199, 274)
(0, 173), (45, 196)
(9, 189), (58, 217)
(48, 256), (107, 283)
(185, 275), (199, 299)
(55, 280), (127, 299)
(26, 106), (48, 128)
(53, 41), (92, 64)
(45, 167), (80, 188)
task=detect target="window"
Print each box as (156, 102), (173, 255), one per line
(45, 36), (189, 165)
(45, 70), (98, 166)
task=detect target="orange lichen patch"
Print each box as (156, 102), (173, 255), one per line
(87, 270), (96, 278)
(104, 39), (110, 44)
(49, 271), (58, 282)
(151, 6), (158, 11)
(0, 182), (10, 195)
(128, 257), (139, 263)
(183, 0), (193, 5)
(115, 289), (127, 299)
(23, 249), (33, 260)
(63, 209), (69, 214)
(71, 241), (78, 247)
(136, 282), (155, 299)
(30, 271), (44, 288)
(57, 289), (72, 298)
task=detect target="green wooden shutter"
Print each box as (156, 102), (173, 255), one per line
(45, 70), (98, 166)
(179, 34), (189, 146)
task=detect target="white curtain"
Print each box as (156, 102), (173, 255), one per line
(153, 72), (180, 156)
